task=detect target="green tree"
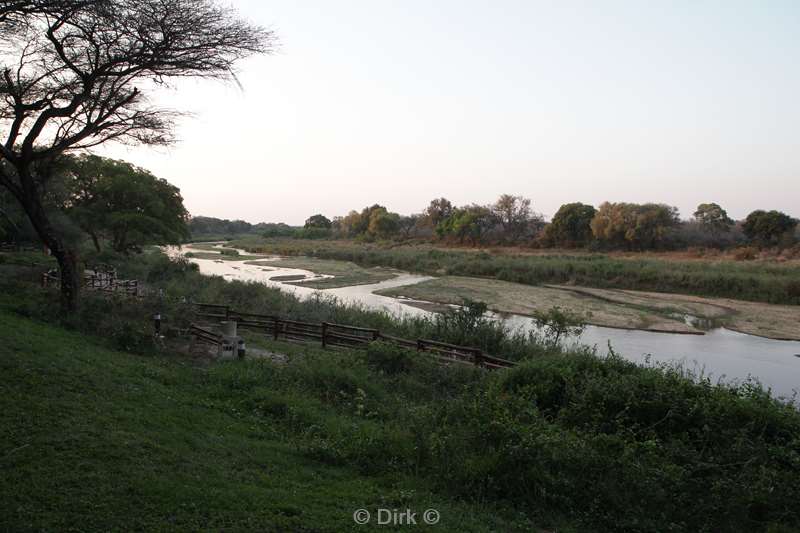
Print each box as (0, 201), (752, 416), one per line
(545, 202), (597, 247)
(491, 194), (536, 243)
(591, 202), (679, 249)
(304, 214), (332, 229)
(437, 205), (495, 245)
(0, 0), (273, 310)
(742, 210), (798, 246)
(66, 156), (189, 253)
(397, 214), (420, 240)
(693, 203), (734, 236)
(423, 197), (454, 229)
(367, 208), (400, 239)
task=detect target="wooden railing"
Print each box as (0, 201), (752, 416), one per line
(191, 303), (516, 370)
(41, 268), (139, 297)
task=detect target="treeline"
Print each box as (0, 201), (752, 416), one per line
(187, 217), (301, 240)
(299, 196), (799, 251)
(187, 217), (335, 240)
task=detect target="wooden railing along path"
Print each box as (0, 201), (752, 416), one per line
(192, 303), (516, 370)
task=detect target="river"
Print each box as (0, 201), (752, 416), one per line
(175, 244), (800, 400)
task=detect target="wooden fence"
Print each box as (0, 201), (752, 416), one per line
(41, 268), (140, 297)
(192, 303), (516, 370)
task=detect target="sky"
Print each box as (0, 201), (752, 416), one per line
(99, 0), (800, 224)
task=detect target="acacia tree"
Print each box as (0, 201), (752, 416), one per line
(0, 0), (275, 309)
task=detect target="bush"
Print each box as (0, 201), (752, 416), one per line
(366, 341), (419, 374)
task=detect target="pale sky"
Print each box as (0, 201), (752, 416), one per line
(99, 0), (800, 224)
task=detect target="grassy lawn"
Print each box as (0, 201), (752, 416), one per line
(0, 310), (542, 532)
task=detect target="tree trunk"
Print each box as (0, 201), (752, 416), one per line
(89, 231), (101, 252)
(7, 165), (82, 312)
(52, 246), (81, 311)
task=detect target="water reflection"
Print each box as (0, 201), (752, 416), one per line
(173, 244), (800, 399)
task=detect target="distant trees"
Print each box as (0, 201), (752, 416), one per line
(742, 210), (798, 246)
(436, 204), (495, 245)
(422, 198), (454, 228)
(397, 215), (420, 240)
(367, 208), (400, 239)
(544, 203), (597, 247)
(591, 202), (679, 250)
(491, 194), (534, 242)
(65, 156), (189, 253)
(694, 203), (734, 236)
(304, 214), (332, 229)
(277, 197), (796, 252)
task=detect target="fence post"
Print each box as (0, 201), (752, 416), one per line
(321, 322), (328, 348)
(417, 339), (424, 352)
(273, 317), (280, 340)
(474, 349), (484, 368)
(372, 329), (379, 342)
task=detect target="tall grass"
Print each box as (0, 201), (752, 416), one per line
(229, 237), (800, 305)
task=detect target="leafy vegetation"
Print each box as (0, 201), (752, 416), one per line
(65, 155), (190, 253)
(0, 309), (540, 532)
(2, 291), (798, 532)
(229, 237), (800, 305)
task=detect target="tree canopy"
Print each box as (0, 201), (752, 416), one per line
(65, 155), (189, 253)
(742, 210), (797, 246)
(693, 203), (734, 236)
(545, 202), (597, 247)
(591, 202), (680, 249)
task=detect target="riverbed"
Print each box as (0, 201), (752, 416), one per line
(175, 244), (800, 400)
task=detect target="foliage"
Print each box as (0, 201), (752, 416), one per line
(491, 194), (541, 242)
(742, 210), (798, 247)
(436, 204), (496, 245)
(64, 155), (189, 253)
(304, 214), (332, 229)
(0, 310), (533, 532)
(591, 202), (680, 250)
(5, 301), (800, 532)
(693, 202), (734, 236)
(0, 0), (273, 310)
(367, 207), (400, 238)
(532, 306), (587, 346)
(422, 197), (455, 228)
(230, 237), (800, 305)
(544, 202), (597, 247)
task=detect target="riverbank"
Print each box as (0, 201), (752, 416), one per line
(375, 276), (800, 341)
(227, 237), (800, 305)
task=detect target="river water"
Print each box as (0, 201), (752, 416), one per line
(176, 245), (800, 400)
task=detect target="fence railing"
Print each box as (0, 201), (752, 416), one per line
(192, 303), (516, 370)
(41, 268), (140, 297)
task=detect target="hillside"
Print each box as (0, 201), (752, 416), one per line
(0, 310), (537, 532)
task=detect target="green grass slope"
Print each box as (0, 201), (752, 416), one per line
(0, 311), (537, 532)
